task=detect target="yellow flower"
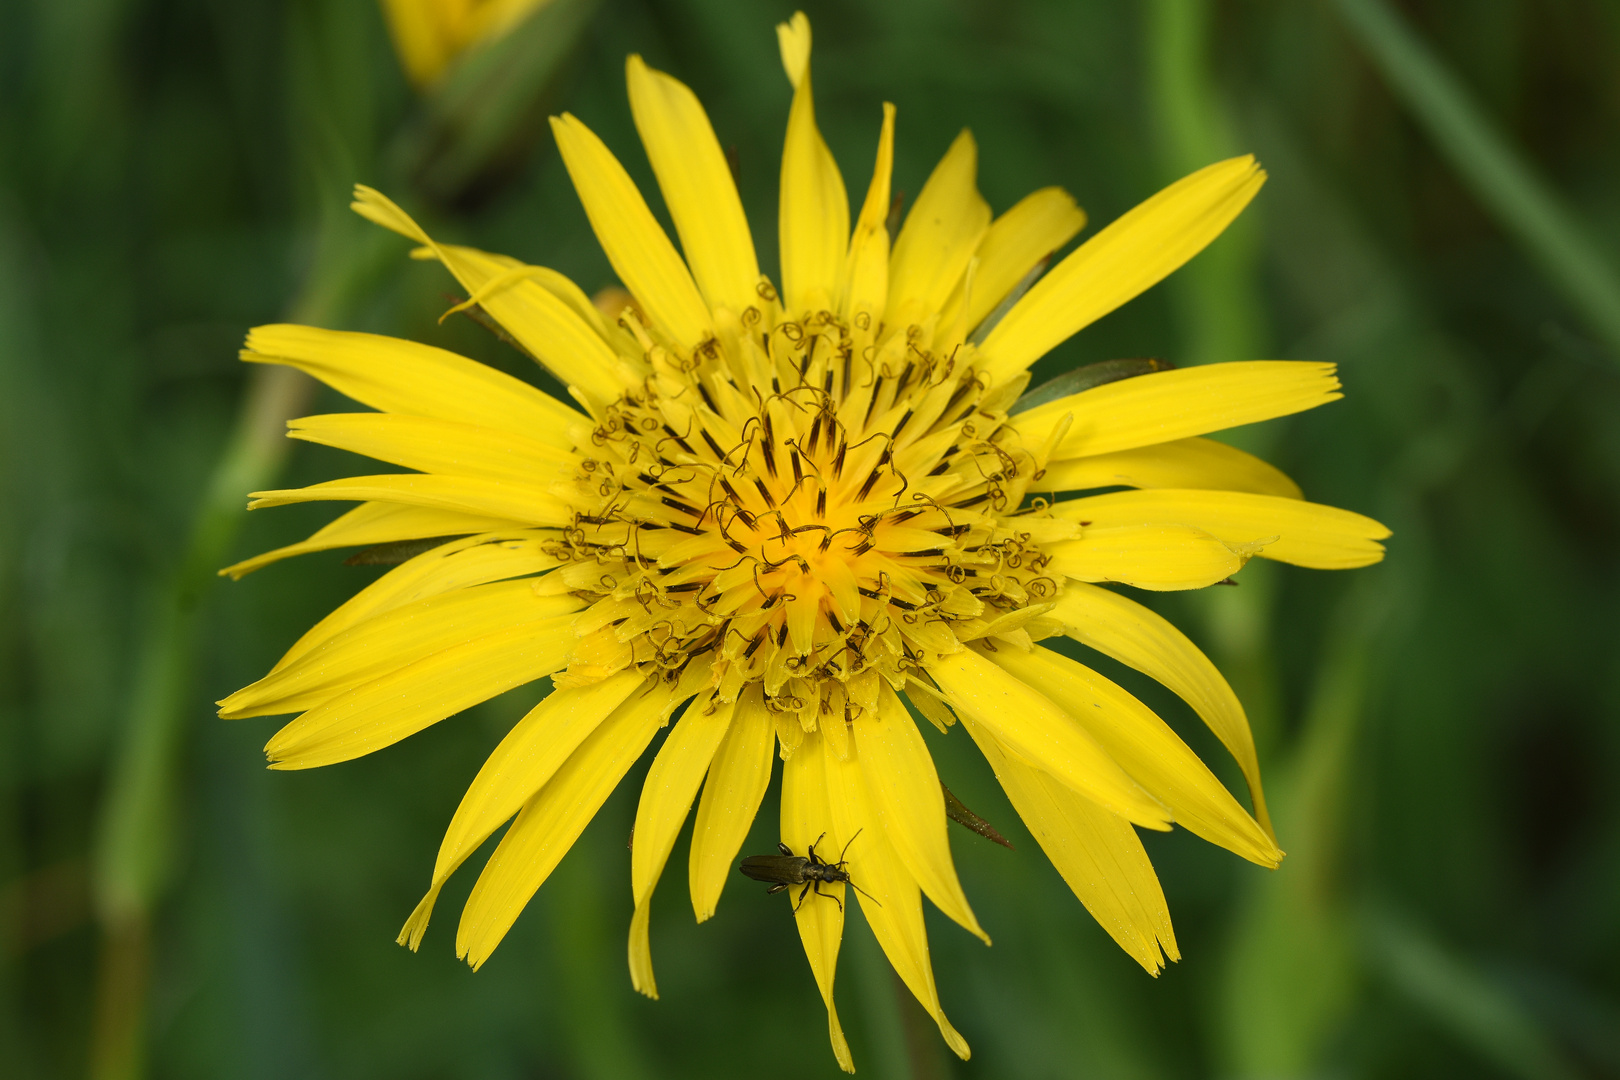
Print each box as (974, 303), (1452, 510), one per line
(380, 0), (554, 86)
(221, 12), (1388, 1071)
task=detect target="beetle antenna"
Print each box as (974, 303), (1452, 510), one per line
(837, 827), (864, 865)
(848, 881), (882, 908)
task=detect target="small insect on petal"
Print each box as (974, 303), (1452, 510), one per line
(738, 831), (880, 912)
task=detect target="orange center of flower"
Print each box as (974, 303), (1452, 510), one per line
(543, 300), (1066, 734)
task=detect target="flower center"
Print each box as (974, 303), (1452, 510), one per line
(544, 300), (1065, 737)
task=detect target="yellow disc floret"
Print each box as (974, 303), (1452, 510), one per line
(544, 293), (1072, 748)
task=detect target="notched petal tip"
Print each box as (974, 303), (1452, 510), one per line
(396, 885), (440, 952)
(777, 12), (812, 88)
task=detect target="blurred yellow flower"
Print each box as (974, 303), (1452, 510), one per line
(222, 11), (1387, 1071)
(380, 0), (553, 86)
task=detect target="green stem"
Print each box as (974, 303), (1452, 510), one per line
(1332, 0), (1620, 361)
(1145, 0), (1282, 767)
(85, 218), (373, 1078)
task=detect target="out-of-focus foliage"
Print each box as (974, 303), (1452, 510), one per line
(3, 1), (1619, 1078)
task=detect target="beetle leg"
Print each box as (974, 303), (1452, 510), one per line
(776, 841), (794, 857)
(817, 880), (844, 914)
(793, 882), (813, 911)
(767, 883), (788, 894)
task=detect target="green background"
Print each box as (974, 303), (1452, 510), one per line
(4, 0), (1619, 1077)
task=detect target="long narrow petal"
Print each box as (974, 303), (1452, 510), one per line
(1041, 436), (1302, 498)
(689, 685), (775, 920)
(820, 732), (970, 1060)
(930, 648), (1170, 828)
(979, 156), (1266, 379)
(839, 102), (896, 320)
(949, 187), (1086, 334)
(884, 130), (990, 328)
(221, 580), (576, 717)
(628, 694), (735, 997)
(626, 55), (759, 315)
(220, 502), (526, 579)
(988, 646), (1280, 866)
(456, 683), (675, 969)
(427, 243), (616, 341)
(243, 323), (583, 441)
(781, 729), (853, 1072)
(435, 674), (646, 887)
(1048, 581), (1273, 837)
(1053, 489), (1390, 569)
(777, 12), (848, 314)
(853, 685), (987, 942)
(550, 114), (713, 353)
(247, 473), (571, 527)
(264, 613), (580, 769)
(288, 413), (574, 486)
(963, 715), (1177, 973)
(273, 532), (559, 672)
(398, 675), (647, 950)
(349, 188), (631, 403)
(1015, 361), (1342, 460)
(1042, 524), (1248, 591)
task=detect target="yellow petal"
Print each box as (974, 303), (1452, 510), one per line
(628, 693), (736, 997)
(776, 12), (848, 314)
(247, 473), (570, 527)
(1016, 360), (1342, 460)
(288, 413), (574, 486)
(221, 580), (577, 717)
(781, 728), (853, 1073)
(264, 613), (580, 769)
(549, 114), (713, 353)
(1054, 488), (1390, 569)
(220, 501), (526, 579)
(273, 532), (558, 673)
(399, 674), (648, 951)
(425, 243), (617, 343)
(1041, 436), (1302, 498)
(1048, 581), (1273, 837)
(626, 55), (759, 315)
(440, 675), (645, 884)
(349, 189), (631, 403)
(962, 715), (1178, 973)
(776, 10), (812, 87)
(853, 685), (987, 942)
(456, 682), (674, 969)
(689, 684), (774, 921)
(979, 156), (1266, 378)
(929, 647), (1171, 828)
(1043, 524), (1247, 591)
(244, 323), (582, 442)
(988, 646), (1280, 866)
(884, 130), (990, 328)
(950, 186), (1086, 335)
(820, 732), (970, 1061)
(839, 102), (896, 320)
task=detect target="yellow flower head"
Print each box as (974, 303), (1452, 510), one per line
(222, 12), (1388, 1071)
(381, 0), (553, 86)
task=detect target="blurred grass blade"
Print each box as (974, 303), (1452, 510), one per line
(87, 202), (383, 1079)
(1332, 0), (1620, 361)
(1146, 0), (1268, 374)
(400, 0), (601, 203)
(1362, 905), (1581, 1080)
(1215, 582), (1387, 1077)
